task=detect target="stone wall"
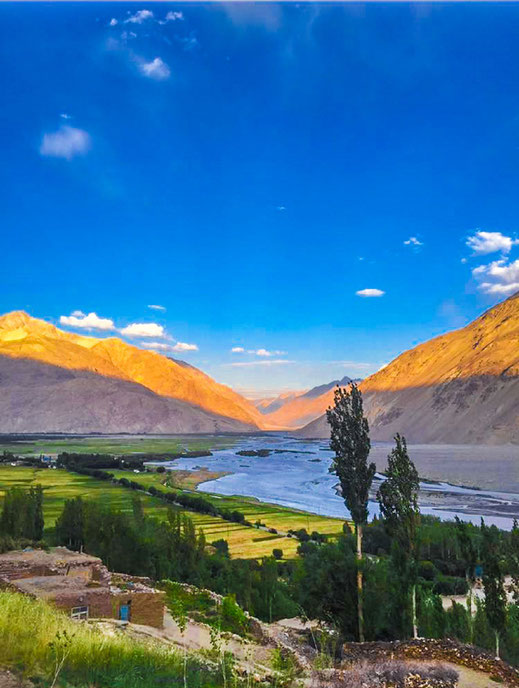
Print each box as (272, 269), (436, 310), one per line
(342, 638), (519, 687)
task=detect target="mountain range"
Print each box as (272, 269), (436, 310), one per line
(2, 293), (519, 442)
(254, 376), (358, 429)
(0, 311), (262, 434)
(300, 292), (519, 444)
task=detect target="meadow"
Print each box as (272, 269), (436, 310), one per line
(0, 591), (224, 688)
(0, 465), (345, 559)
(0, 434), (238, 456)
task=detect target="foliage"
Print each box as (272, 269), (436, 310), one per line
(0, 485), (44, 540)
(0, 591), (230, 688)
(326, 383), (375, 527)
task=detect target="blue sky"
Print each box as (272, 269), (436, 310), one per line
(2, 2), (519, 397)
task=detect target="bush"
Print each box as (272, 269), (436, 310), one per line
(272, 548), (283, 560)
(221, 594), (249, 635)
(433, 575), (468, 596)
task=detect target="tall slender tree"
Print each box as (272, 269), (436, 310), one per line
(455, 516), (478, 640)
(481, 520), (506, 658)
(378, 434), (420, 638)
(326, 383), (376, 642)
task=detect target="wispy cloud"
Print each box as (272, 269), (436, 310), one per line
(173, 341), (198, 352)
(356, 288), (385, 298)
(148, 304), (166, 312)
(225, 360), (296, 368)
(120, 322), (165, 338)
(138, 57), (170, 80)
(124, 9), (154, 24)
(249, 348), (286, 357)
(60, 312), (115, 331)
(159, 11), (183, 24)
(466, 230), (518, 255)
(404, 236), (423, 247)
(144, 340), (198, 353)
(472, 259), (519, 295)
(40, 126), (91, 160)
(231, 346), (245, 353)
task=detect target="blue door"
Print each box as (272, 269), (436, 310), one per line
(119, 604), (130, 621)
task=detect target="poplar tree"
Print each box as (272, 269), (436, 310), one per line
(378, 434), (420, 638)
(326, 383), (375, 642)
(481, 520), (506, 658)
(455, 516), (478, 640)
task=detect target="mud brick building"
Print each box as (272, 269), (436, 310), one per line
(0, 547), (165, 628)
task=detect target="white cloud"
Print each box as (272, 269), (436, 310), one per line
(60, 312), (115, 331)
(247, 348), (287, 357)
(148, 304), (166, 312)
(404, 236), (423, 246)
(472, 258), (519, 296)
(276, 205), (286, 211)
(60, 113), (72, 120)
(231, 346), (245, 353)
(120, 322), (165, 338)
(173, 341), (198, 352)
(109, 18), (118, 26)
(226, 360), (296, 368)
(356, 288), (385, 297)
(125, 9), (154, 24)
(159, 10), (183, 24)
(40, 126), (91, 160)
(144, 341), (173, 351)
(466, 231), (518, 255)
(138, 57), (170, 80)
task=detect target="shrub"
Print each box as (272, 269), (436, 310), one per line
(272, 548), (283, 560)
(433, 575), (468, 596)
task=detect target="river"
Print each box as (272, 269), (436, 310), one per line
(159, 434), (519, 530)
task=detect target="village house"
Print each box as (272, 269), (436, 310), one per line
(0, 547), (165, 627)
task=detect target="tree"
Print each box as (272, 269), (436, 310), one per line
(378, 434), (420, 638)
(55, 497), (84, 551)
(326, 383), (376, 641)
(481, 520), (506, 658)
(455, 516), (478, 640)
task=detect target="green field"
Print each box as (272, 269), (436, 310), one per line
(0, 434), (238, 456)
(0, 465), (345, 559)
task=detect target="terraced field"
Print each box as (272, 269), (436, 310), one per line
(0, 465), (344, 558)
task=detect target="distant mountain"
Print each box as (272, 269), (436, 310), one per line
(253, 391), (306, 415)
(0, 311), (262, 434)
(259, 375), (361, 429)
(299, 292), (519, 444)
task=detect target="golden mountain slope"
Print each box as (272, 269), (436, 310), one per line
(260, 376), (355, 428)
(299, 292), (519, 444)
(0, 311), (262, 429)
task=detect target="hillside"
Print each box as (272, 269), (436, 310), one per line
(299, 293), (519, 444)
(253, 390), (306, 415)
(261, 375), (355, 428)
(0, 311), (261, 433)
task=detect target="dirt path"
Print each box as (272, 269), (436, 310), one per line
(96, 612), (276, 677)
(413, 661), (506, 688)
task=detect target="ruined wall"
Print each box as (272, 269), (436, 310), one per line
(342, 638), (519, 688)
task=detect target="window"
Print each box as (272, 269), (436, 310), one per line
(71, 606), (89, 620)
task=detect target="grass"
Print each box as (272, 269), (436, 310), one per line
(0, 466), (314, 558)
(0, 591), (227, 688)
(112, 468), (346, 540)
(0, 435), (238, 456)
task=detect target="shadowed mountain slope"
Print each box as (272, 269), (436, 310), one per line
(299, 293), (519, 444)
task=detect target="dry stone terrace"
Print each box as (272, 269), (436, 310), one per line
(0, 547), (165, 628)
